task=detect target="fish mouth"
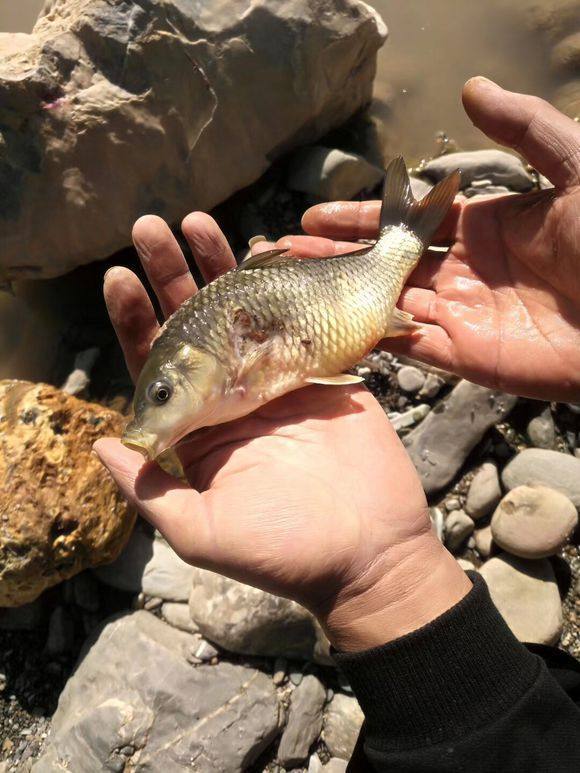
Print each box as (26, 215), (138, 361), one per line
(121, 425), (160, 461)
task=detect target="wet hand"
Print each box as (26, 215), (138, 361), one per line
(289, 78), (580, 402)
(94, 213), (470, 652)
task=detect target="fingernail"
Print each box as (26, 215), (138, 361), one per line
(466, 75), (500, 90)
(103, 266), (122, 283)
(278, 239), (293, 249)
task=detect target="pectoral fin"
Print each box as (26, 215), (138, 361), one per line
(384, 308), (423, 338)
(306, 374), (364, 386)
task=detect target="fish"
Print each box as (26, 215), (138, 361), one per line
(122, 157), (460, 460)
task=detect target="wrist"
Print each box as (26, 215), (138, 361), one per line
(317, 532), (472, 653)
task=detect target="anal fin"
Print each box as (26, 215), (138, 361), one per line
(384, 308), (423, 338)
(306, 374), (364, 386)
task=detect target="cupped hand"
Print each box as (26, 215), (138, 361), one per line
(276, 78), (580, 402)
(94, 213), (469, 652)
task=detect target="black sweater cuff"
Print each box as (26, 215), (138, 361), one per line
(333, 572), (540, 753)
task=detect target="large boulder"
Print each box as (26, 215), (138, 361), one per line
(0, 380), (134, 606)
(33, 611), (282, 771)
(0, 0), (386, 280)
(189, 568), (332, 664)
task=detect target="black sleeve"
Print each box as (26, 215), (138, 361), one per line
(334, 573), (580, 773)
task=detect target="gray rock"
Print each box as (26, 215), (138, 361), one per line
(419, 372), (444, 399)
(60, 347), (100, 396)
(465, 461), (502, 520)
(527, 408), (556, 449)
(0, 0), (386, 281)
(277, 675), (326, 768)
(480, 554), (562, 645)
(287, 147), (383, 201)
(457, 558), (476, 572)
(421, 150), (533, 192)
(325, 761), (348, 773)
(34, 611), (282, 771)
(397, 365), (426, 394)
(322, 693), (364, 761)
(404, 381), (517, 495)
(464, 184), (512, 198)
(491, 485), (578, 559)
(444, 510), (475, 553)
(272, 658), (287, 686)
(194, 639), (220, 663)
(290, 669), (305, 687)
(189, 568), (332, 663)
(308, 755), (324, 773)
(388, 403), (430, 432)
(445, 498), (461, 511)
(429, 507), (445, 542)
(160, 602), (200, 633)
(502, 449), (580, 508)
(94, 527), (194, 602)
(474, 524), (493, 559)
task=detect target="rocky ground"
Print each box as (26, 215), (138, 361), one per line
(1, 143), (580, 771)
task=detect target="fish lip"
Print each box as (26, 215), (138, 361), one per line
(121, 426), (159, 461)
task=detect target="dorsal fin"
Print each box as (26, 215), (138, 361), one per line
(239, 243), (372, 271)
(238, 248), (292, 270)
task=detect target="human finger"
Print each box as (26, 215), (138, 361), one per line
(103, 267), (159, 383)
(274, 235), (363, 257)
(302, 199), (461, 245)
(462, 76), (580, 189)
(132, 215), (197, 318)
(181, 212), (237, 283)
(379, 321), (454, 371)
(93, 438), (212, 566)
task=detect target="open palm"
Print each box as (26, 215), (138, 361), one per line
(283, 78), (580, 402)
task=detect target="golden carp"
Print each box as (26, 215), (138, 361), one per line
(123, 157), (460, 459)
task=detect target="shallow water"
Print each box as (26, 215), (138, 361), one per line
(369, 0), (557, 162)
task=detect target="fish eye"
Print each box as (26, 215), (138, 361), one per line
(147, 380), (173, 405)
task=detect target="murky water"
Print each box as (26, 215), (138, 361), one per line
(369, 0), (557, 162)
(0, 0), (43, 33)
(0, 1), (571, 382)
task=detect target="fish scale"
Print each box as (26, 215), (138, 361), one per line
(123, 157), (460, 459)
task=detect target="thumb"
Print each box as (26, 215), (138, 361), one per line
(93, 437), (210, 564)
(462, 76), (580, 189)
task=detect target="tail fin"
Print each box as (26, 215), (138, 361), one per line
(380, 156), (461, 245)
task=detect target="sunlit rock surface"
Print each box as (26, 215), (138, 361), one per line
(0, 380), (134, 606)
(0, 0), (386, 280)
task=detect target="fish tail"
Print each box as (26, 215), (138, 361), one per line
(379, 156), (461, 245)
